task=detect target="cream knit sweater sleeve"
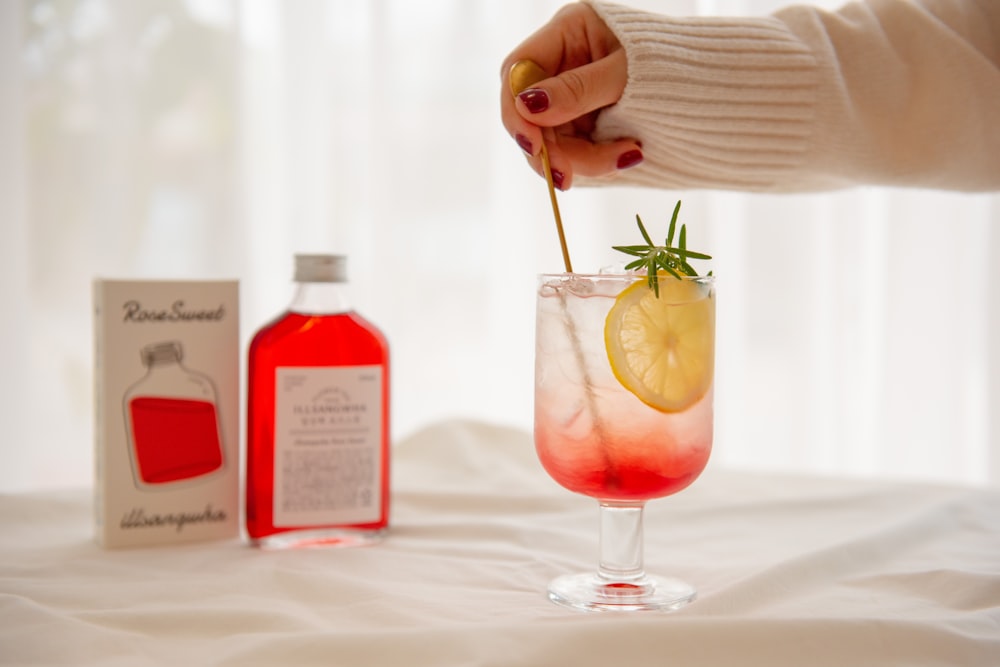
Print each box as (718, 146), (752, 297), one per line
(583, 0), (1000, 192)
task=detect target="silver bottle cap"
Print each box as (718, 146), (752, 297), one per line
(294, 254), (347, 283)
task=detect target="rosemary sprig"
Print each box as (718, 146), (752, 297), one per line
(611, 200), (712, 297)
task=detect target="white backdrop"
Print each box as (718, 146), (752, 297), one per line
(1, 0), (998, 492)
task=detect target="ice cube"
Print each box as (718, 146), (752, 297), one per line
(598, 262), (629, 275)
(562, 275), (595, 296)
(599, 263), (648, 278)
(539, 274), (595, 297)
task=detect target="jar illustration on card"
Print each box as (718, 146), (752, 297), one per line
(123, 341), (225, 488)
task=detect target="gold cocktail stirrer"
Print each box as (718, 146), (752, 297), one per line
(511, 61), (612, 474)
(509, 60), (573, 273)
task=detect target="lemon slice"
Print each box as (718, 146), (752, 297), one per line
(604, 276), (714, 412)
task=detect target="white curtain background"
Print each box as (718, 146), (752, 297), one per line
(1, 0), (998, 492)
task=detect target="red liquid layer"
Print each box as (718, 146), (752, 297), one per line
(534, 429), (710, 502)
(245, 311), (390, 541)
(128, 397), (223, 484)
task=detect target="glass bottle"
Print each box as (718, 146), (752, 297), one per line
(123, 341), (225, 488)
(246, 254), (390, 548)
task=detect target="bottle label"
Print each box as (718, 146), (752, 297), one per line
(273, 366), (383, 527)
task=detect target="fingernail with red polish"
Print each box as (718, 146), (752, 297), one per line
(551, 169), (565, 190)
(515, 134), (533, 155)
(518, 88), (550, 114)
(617, 149), (644, 170)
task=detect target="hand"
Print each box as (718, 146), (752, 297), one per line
(500, 2), (641, 190)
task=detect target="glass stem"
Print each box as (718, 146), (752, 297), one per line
(597, 502), (647, 584)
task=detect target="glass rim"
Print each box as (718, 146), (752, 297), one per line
(538, 272), (715, 284)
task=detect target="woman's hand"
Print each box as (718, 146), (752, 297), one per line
(500, 3), (641, 189)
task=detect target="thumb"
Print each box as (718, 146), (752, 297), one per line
(514, 49), (627, 128)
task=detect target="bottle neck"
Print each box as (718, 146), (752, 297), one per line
(288, 281), (352, 315)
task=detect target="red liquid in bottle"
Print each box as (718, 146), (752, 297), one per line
(128, 396), (224, 484)
(246, 310), (390, 544)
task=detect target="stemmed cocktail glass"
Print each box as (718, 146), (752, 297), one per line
(534, 271), (715, 611)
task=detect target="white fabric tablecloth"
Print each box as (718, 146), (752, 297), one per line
(2, 420), (998, 666)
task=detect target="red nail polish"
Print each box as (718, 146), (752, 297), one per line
(551, 169), (565, 190)
(515, 134), (533, 155)
(616, 149), (643, 170)
(518, 88), (549, 114)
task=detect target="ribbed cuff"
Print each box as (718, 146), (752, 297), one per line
(582, 0), (827, 191)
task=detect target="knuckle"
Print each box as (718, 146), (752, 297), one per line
(559, 70), (588, 112)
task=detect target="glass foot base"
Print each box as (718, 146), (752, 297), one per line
(547, 573), (696, 612)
